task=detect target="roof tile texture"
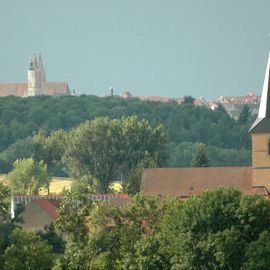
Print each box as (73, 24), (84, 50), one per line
(141, 167), (253, 197)
(0, 82), (69, 97)
(34, 199), (60, 219)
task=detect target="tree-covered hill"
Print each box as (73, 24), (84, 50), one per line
(0, 95), (254, 173)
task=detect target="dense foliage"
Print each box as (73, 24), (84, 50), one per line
(53, 188), (270, 270)
(2, 183), (270, 269)
(30, 115), (167, 193)
(2, 229), (54, 270)
(0, 95), (254, 174)
(191, 143), (210, 167)
(7, 158), (51, 195)
(0, 184), (63, 270)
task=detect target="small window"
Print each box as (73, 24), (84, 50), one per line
(189, 186), (194, 191)
(268, 141), (270, 155)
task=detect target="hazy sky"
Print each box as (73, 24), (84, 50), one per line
(1, 0), (270, 99)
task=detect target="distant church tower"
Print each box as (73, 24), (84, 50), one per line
(27, 53), (46, 96)
(249, 52), (270, 189)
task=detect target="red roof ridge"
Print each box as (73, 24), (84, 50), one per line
(33, 199), (59, 219)
(14, 193), (129, 198)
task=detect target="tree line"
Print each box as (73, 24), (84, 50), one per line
(55, 188), (270, 270)
(7, 116), (167, 194)
(0, 95), (254, 173)
(2, 185), (270, 269)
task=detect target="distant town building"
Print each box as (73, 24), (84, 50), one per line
(120, 91), (260, 119)
(208, 100), (219, 110)
(176, 96), (209, 107)
(0, 53), (71, 97)
(137, 95), (174, 103)
(217, 92), (260, 118)
(122, 91), (132, 99)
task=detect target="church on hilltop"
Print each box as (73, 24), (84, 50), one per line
(141, 51), (270, 198)
(0, 53), (71, 97)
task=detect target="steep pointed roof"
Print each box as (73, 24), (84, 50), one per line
(33, 54), (38, 69)
(249, 52), (270, 133)
(37, 52), (43, 68)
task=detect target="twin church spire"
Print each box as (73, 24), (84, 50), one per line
(27, 53), (46, 96)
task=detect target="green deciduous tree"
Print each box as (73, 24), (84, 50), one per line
(0, 95), (254, 173)
(64, 116), (167, 192)
(37, 223), (66, 254)
(183, 95), (195, 104)
(119, 116), (167, 176)
(238, 105), (251, 125)
(64, 117), (123, 192)
(54, 188), (270, 269)
(7, 158), (51, 194)
(0, 184), (16, 269)
(56, 191), (94, 270)
(191, 143), (210, 167)
(56, 192), (163, 270)
(159, 188), (270, 270)
(124, 155), (159, 195)
(32, 129), (67, 176)
(0, 137), (33, 173)
(0, 183), (10, 223)
(242, 230), (270, 270)
(2, 228), (54, 270)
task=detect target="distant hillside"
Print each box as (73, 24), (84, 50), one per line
(0, 95), (254, 173)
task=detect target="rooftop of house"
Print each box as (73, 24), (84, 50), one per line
(11, 193), (130, 219)
(120, 92), (260, 109)
(33, 199), (60, 219)
(218, 92), (261, 105)
(0, 82), (70, 97)
(140, 167), (268, 198)
(0, 83), (28, 97)
(137, 96), (175, 103)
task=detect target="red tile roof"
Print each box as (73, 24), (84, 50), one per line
(137, 96), (174, 103)
(0, 82), (70, 97)
(34, 199), (60, 219)
(0, 83), (28, 97)
(42, 82), (70, 95)
(218, 93), (261, 105)
(141, 167), (254, 197)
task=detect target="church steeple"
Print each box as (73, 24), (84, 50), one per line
(250, 51), (270, 190)
(258, 51), (270, 118)
(27, 53), (46, 96)
(249, 52), (270, 133)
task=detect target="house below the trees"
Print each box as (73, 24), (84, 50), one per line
(12, 194), (129, 231)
